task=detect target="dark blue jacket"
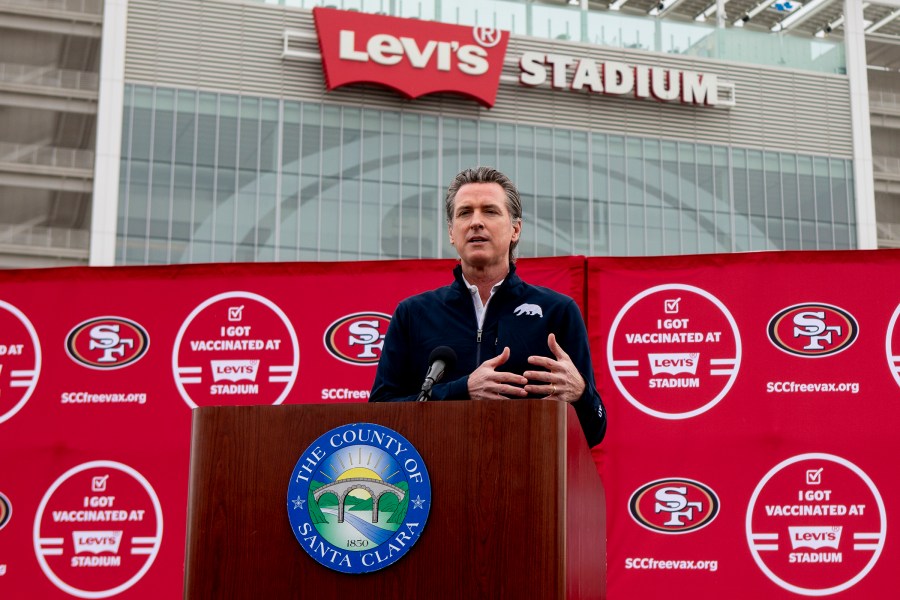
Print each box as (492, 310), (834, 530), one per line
(369, 264), (606, 447)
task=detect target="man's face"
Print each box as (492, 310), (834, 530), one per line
(448, 182), (521, 270)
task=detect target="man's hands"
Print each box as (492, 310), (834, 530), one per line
(523, 333), (585, 403)
(467, 347), (528, 401)
(467, 333), (585, 403)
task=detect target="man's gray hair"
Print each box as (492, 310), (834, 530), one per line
(445, 166), (523, 263)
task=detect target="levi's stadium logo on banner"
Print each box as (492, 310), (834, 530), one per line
(606, 284), (741, 420)
(313, 7), (509, 108)
(172, 291), (299, 409)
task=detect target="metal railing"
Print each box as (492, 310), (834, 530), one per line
(869, 89), (900, 110)
(0, 0), (103, 15)
(0, 223), (90, 253)
(257, 0), (846, 74)
(0, 141), (94, 172)
(876, 222), (900, 248)
(0, 62), (99, 93)
(873, 155), (900, 176)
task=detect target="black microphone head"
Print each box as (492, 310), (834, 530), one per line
(429, 346), (457, 371)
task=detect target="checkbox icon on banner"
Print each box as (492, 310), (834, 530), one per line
(664, 298), (681, 314)
(228, 305), (244, 322)
(92, 475), (109, 492)
(806, 468), (823, 485)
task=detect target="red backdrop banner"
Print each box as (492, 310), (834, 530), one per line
(1, 251), (897, 598)
(0, 256), (583, 599)
(589, 249), (898, 599)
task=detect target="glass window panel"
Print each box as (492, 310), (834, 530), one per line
(125, 159), (149, 244)
(817, 221), (834, 248)
(813, 157), (832, 225)
(441, 118), (461, 188)
(172, 164), (193, 238)
(360, 179), (381, 260)
(340, 176), (361, 259)
(476, 121), (496, 168)
(174, 90), (196, 166)
(214, 168), (236, 261)
(750, 215), (768, 250)
(713, 146), (730, 211)
(318, 176), (340, 260)
(747, 150), (765, 220)
(715, 208), (731, 252)
(342, 107), (362, 181)
(121, 85), (134, 157)
(257, 173), (277, 260)
(380, 181), (401, 258)
(628, 205), (643, 256)
(260, 99), (280, 174)
(196, 94), (218, 168)
(610, 201), (627, 256)
(608, 134), (627, 256)
(572, 131), (590, 255)
(131, 87), (155, 162)
(698, 210), (716, 254)
(421, 184), (442, 257)
(283, 101), (301, 172)
(498, 124), (517, 180)
(149, 163), (172, 240)
(299, 173), (321, 260)
(801, 220), (817, 249)
(663, 214), (681, 256)
(321, 105), (342, 179)
(679, 143), (697, 212)
(218, 96), (238, 169)
(459, 120), (478, 165)
(535, 127), (554, 253)
(697, 145), (714, 213)
(194, 166), (214, 242)
(421, 117), (440, 247)
(766, 216), (783, 249)
(591, 132), (608, 256)
(301, 104), (322, 177)
(382, 112), (401, 182)
(401, 114), (420, 185)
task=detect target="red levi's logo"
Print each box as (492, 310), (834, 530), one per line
(313, 8), (509, 108)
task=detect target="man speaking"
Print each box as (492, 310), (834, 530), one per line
(369, 167), (606, 447)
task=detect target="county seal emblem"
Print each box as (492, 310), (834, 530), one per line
(286, 423), (431, 574)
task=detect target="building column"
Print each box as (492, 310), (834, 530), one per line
(844, 0), (877, 248)
(89, 0), (129, 266)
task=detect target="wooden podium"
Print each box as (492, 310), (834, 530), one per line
(183, 400), (606, 599)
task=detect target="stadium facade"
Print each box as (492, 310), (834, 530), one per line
(3, 0), (900, 268)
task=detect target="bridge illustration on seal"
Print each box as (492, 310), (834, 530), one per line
(313, 477), (406, 523)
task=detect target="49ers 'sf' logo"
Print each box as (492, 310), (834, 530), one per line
(324, 312), (390, 366)
(768, 303), (858, 358)
(630, 478), (720, 534)
(66, 317), (149, 369)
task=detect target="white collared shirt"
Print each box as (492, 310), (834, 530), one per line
(461, 274), (504, 328)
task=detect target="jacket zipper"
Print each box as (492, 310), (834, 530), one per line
(476, 329), (482, 364)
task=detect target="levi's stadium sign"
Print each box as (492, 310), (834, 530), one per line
(306, 8), (734, 109)
(312, 7), (509, 108)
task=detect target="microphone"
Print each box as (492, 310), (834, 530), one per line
(416, 346), (457, 402)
